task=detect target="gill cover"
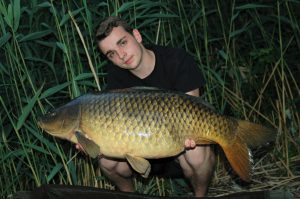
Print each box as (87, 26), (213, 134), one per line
(38, 101), (81, 142)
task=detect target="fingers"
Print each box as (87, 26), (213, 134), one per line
(185, 138), (196, 149)
(75, 143), (85, 153)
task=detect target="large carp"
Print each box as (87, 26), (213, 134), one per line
(37, 87), (275, 181)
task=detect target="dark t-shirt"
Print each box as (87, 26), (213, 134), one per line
(106, 45), (205, 93)
(105, 44), (205, 177)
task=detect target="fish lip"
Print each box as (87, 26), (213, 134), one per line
(36, 117), (53, 132)
(36, 117), (43, 127)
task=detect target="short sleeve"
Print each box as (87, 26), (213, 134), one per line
(172, 50), (205, 93)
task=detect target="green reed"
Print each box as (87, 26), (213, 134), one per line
(0, 0), (299, 198)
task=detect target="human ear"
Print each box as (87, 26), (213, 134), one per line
(132, 29), (142, 43)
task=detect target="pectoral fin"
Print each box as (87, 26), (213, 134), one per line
(125, 154), (151, 178)
(75, 131), (100, 158)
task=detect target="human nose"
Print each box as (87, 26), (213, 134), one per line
(117, 48), (126, 60)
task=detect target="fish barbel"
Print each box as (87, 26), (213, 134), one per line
(37, 87), (275, 180)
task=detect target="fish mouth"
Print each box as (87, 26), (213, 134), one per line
(37, 119), (58, 135)
(36, 118), (44, 128)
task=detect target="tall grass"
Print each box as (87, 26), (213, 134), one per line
(0, 0), (299, 198)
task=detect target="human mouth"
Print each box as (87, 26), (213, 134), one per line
(124, 56), (133, 65)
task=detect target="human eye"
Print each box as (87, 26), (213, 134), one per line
(107, 51), (115, 59)
(120, 39), (127, 46)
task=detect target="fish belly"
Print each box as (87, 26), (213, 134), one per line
(80, 89), (220, 159)
(94, 125), (185, 159)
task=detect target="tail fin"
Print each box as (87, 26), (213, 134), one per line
(222, 120), (276, 181)
(236, 120), (276, 147)
(222, 137), (252, 181)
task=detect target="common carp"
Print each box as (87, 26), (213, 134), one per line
(37, 87), (276, 181)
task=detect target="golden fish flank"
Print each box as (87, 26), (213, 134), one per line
(37, 87), (276, 180)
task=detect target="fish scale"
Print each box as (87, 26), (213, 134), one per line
(81, 91), (190, 157)
(38, 87), (276, 180)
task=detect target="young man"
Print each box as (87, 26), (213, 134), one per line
(95, 16), (215, 197)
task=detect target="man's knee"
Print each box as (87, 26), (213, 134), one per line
(179, 146), (215, 174)
(197, 146), (215, 167)
(99, 157), (132, 177)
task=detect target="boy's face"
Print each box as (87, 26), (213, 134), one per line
(98, 26), (143, 70)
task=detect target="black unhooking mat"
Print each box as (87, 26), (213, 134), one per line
(13, 184), (294, 199)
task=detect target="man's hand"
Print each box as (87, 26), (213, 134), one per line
(184, 138), (196, 149)
(75, 143), (84, 151)
(184, 89), (199, 150)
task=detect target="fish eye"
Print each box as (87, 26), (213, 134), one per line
(46, 109), (56, 117)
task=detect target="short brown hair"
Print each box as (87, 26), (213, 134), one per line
(95, 16), (133, 42)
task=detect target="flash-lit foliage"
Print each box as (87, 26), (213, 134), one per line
(0, 0), (299, 198)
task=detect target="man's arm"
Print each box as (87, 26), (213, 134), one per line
(184, 88), (200, 149)
(186, 88), (199, 97)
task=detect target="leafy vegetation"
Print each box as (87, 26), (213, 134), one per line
(0, 0), (299, 198)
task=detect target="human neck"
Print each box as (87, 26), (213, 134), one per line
(130, 47), (155, 79)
